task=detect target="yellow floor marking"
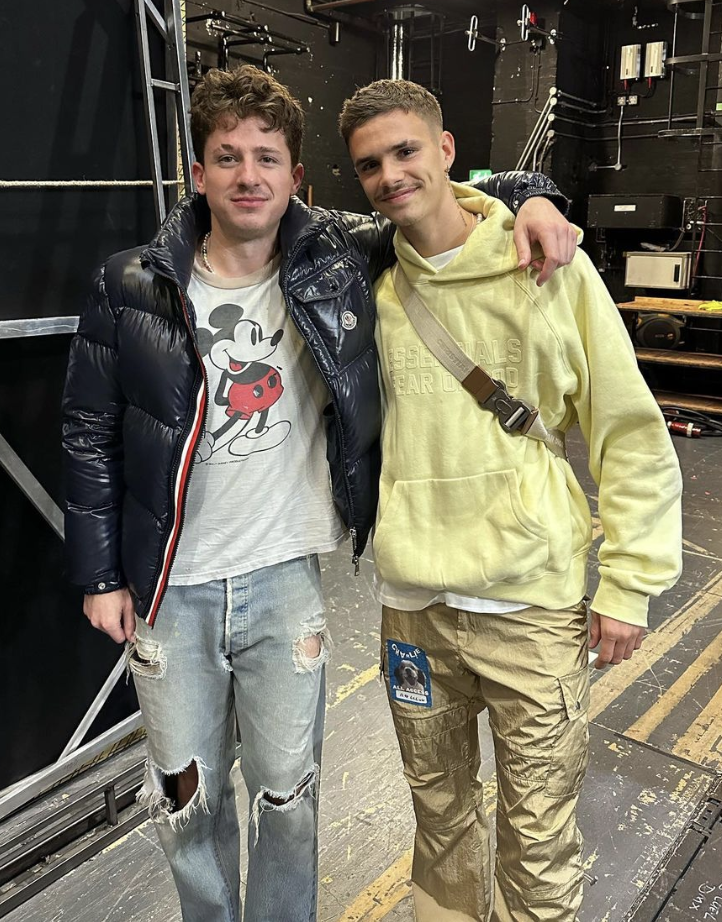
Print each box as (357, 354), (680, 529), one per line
(589, 570), (722, 721)
(683, 537), (714, 556)
(338, 780), (498, 920)
(329, 575), (722, 734)
(101, 818), (153, 853)
(624, 628), (722, 742)
(336, 849), (413, 921)
(328, 802), (396, 832)
(583, 847), (599, 871)
(673, 683), (722, 765)
(330, 665), (379, 710)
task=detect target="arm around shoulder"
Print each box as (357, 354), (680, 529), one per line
(469, 170), (569, 216)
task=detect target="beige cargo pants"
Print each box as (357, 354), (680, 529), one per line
(381, 601), (590, 922)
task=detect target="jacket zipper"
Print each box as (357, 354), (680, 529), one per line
(281, 229), (360, 573)
(145, 277), (209, 625)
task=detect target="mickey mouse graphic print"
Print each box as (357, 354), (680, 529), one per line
(169, 256), (345, 585)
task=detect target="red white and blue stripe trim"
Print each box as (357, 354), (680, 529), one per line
(146, 381), (207, 626)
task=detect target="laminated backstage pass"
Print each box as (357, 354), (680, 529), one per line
(386, 639), (433, 708)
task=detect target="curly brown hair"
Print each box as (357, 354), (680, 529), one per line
(191, 64), (305, 165)
(338, 79), (442, 146)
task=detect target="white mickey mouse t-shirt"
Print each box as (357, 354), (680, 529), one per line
(168, 256), (345, 585)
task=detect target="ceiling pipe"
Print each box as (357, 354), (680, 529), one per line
(389, 10), (411, 80)
(303, 0), (380, 37)
(306, 0), (373, 10)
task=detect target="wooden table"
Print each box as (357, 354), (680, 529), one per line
(616, 296), (722, 415)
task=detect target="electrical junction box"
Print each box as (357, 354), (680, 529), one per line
(620, 44), (641, 80)
(625, 251), (691, 290)
(587, 194), (683, 229)
(644, 41), (667, 78)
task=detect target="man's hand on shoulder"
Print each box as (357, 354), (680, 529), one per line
(83, 588), (136, 644)
(514, 196), (578, 287)
(590, 610), (645, 670)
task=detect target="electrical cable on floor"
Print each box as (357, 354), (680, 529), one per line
(663, 407), (722, 438)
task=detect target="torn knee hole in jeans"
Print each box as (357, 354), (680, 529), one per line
(251, 764), (319, 844)
(137, 756), (210, 831)
(292, 616), (332, 673)
(127, 635), (167, 680)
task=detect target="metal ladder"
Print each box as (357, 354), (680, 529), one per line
(135, 0), (195, 225)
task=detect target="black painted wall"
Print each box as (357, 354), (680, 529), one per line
(185, 0), (381, 212)
(488, 0), (720, 404)
(491, 0), (721, 303)
(0, 0), (381, 792)
(438, 23), (497, 183)
(0, 0), (155, 791)
(490, 0), (560, 173)
(581, 2), (722, 303)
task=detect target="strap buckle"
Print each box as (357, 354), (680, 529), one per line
(482, 380), (534, 433)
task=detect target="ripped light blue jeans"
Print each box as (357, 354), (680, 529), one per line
(129, 555), (329, 922)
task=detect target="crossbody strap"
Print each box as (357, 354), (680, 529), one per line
(391, 264), (567, 460)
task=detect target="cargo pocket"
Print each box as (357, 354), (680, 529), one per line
(392, 705), (477, 829)
(544, 667), (590, 798)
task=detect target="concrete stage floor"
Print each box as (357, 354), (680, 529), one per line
(4, 431), (722, 922)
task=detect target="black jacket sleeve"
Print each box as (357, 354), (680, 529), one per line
(62, 264), (127, 595)
(337, 170), (570, 282)
(469, 169), (569, 217)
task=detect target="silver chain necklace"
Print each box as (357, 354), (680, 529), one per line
(201, 231), (214, 273)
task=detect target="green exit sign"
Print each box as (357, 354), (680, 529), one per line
(469, 168), (492, 181)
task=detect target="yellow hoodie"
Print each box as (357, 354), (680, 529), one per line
(373, 184), (683, 627)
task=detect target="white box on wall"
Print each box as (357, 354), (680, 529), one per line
(620, 44), (641, 80)
(625, 252), (691, 289)
(644, 42), (667, 78)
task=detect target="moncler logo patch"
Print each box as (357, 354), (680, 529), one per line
(341, 310), (357, 331)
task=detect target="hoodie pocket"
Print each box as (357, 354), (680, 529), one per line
(373, 470), (549, 594)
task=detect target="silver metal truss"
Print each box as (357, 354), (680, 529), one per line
(0, 317), (79, 339)
(0, 434), (65, 541)
(135, 0), (195, 225)
(0, 713), (144, 823)
(0, 321), (143, 818)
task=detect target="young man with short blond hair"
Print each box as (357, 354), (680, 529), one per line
(340, 79), (683, 922)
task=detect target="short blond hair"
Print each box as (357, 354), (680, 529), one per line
(191, 64), (304, 164)
(338, 79), (443, 145)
